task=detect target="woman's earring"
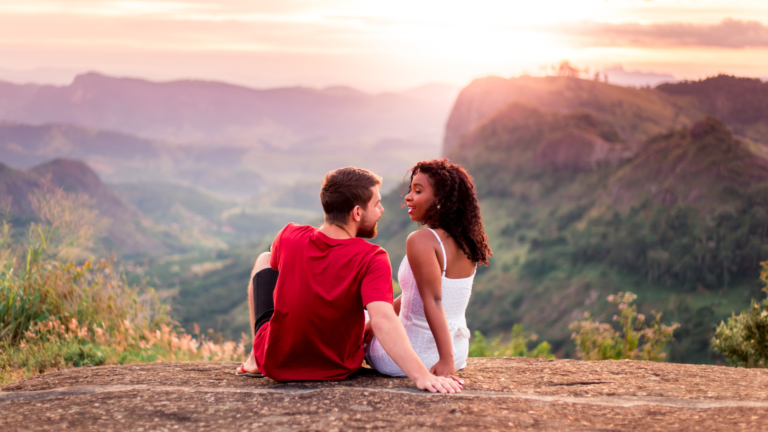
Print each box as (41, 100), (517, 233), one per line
(437, 204), (441, 209)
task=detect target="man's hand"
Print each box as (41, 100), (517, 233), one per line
(415, 373), (463, 394)
(363, 319), (374, 348)
(429, 358), (456, 377)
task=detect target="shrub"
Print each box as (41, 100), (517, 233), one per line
(0, 185), (248, 385)
(469, 324), (554, 359)
(569, 292), (679, 361)
(711, 262), (768, 367)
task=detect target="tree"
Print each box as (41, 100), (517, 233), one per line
(556, 61), (582, 78)
(711, 262), (768, 367)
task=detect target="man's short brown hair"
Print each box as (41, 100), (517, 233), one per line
(320, 167), (382, 226)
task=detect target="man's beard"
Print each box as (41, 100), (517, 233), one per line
(356, 214), (379, 239)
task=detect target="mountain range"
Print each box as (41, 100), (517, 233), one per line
(0, 73), (457, 198)
(0, 121), (268, 198)
(0, 73), (458, 147)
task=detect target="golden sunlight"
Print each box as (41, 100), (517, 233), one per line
(0, 0), (766, 89)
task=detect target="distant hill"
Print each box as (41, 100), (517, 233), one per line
(443, 75), (704, 156)
(602, 66), (677, 88)
(0, 121), (269, 199)
(0, 121), (164, 169)
(444, 74), (768, 157)
(452, 103), (633, 177)
(0, 159), (180, 256)
(609, 117), (768, 207)
(657, 75), (768, 144)
(0, 117), (439, 200)
(0, 72), (458, 147)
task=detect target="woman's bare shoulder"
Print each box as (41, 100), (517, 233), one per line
(406, 229), (438, 248)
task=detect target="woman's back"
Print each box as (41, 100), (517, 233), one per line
(405, 228), (474, 322)
(432, 228), (476, 280)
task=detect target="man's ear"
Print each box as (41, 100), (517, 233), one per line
(351, 205), (362, 222)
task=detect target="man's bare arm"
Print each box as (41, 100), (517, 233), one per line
(365, 295), (402, 345)
(367, 301), (462, 394)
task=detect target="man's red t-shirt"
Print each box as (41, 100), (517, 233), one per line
(253, 223), (393, 382)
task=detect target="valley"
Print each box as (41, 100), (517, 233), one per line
(2, 72), (768, 365)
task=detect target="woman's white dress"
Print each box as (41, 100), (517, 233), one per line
(365, 229), (475, 376)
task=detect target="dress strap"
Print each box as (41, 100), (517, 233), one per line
(426, 228), (447, 276)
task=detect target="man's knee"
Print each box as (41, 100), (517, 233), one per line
(252, 252), (272, 276)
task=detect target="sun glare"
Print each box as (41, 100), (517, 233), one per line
(0, 0), (766, 89)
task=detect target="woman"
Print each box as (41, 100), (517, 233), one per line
(365, 159), (492, 377)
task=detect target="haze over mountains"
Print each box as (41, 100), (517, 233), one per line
(0, 72), (457, 146)
(0, 121), (270, 198)
(0, 73), (458, 198)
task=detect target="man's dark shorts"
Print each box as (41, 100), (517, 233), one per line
(252, 268), (278, 335)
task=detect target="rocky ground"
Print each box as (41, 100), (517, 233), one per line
(2, 358), (768, 431)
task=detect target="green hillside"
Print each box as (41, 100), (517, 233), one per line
(125, 244), (268, 340)
(657, 75), (768, 144)
(375, 76), (768, 364)
(0, 158), (299, 340)
(0, 159), (188, 257)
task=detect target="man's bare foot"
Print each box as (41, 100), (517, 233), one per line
(236, 351), (262, 377)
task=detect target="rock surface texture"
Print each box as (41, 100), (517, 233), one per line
(2, 358), (768, 431)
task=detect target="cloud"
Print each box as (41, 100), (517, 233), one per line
(0, 0), (350, 21)
(561, 18), (768, 49)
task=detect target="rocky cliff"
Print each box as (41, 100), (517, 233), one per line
(443, 75), (704, 156)
(2, 358), (768, 431)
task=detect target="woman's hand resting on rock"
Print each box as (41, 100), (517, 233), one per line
(429, 357), (456, 377)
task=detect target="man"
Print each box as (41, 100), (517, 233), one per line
(237, 167), (462, 394)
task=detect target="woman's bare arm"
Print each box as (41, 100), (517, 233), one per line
(393, 294), (402, 315)
(406, 230), (455, 376)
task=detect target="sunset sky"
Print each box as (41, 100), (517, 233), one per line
(0, 0), (767, 91)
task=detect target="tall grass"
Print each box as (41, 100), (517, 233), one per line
(569, 292), (679, 361)
(469, 324), (554, 359)
(0, 183), (248, 385)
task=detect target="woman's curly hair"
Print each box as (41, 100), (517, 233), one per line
(406, 159), (492, 266)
